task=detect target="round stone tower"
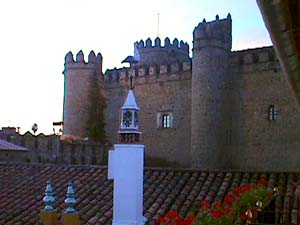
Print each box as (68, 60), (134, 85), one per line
(63, 50), (103, 138)
(191, 14), (232, 168)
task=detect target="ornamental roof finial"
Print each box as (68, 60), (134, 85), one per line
(64, 182), (77, 213)
(43, 181), (55, 211)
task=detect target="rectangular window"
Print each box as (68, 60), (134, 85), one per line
(268, 105), (278, 121)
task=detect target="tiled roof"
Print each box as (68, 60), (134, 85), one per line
(0, 139), (28, 151)
(0, 163), (300, 224)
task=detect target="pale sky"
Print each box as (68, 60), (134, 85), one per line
(0, 0), (272, 135)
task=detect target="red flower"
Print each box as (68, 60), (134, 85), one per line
(200, 200), (210, 210)
(172, 220), (179, 225)
(257, 178), (268, 186)
(223, 206), (233, 215)
(243, 184), (254, 191)
(233, 186), (242, 195)
(233, 184), (254, 196)
(240, 212), (251, 221)
(224, 195), (234, 205)
(211, 210), (224, 218)
(182, 214), (196, 225)
(167, 210), (179, 219)
(212, 201), (222, 209)
(171, 217), (182, 225)
(156, 216), (166, 224)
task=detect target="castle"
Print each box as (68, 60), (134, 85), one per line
(63, 15), (300, 171)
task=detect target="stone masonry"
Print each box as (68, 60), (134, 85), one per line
(63, 15), (300, 171)
(0, 127), (106, 165)
(191, 15), (232, 169)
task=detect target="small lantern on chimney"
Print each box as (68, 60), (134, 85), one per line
(118, 77), (141, 143)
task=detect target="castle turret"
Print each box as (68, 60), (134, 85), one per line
(133, 37), (190, 66)
(63, 50), (103, 138)
(191, 14), (232, 168)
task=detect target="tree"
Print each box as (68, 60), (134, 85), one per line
(86, 74), (107, 143)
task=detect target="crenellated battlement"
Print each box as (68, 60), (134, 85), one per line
(64, 50), (103, 74)
(133, 37), (190, 66)
(104, 60), (192, 85)
(230, 46), (281, 73)
(193, 14), (232, 51)
(231, 46), (278, 64)
(103, 46), (280, 85)
(135, 37), (189, 52)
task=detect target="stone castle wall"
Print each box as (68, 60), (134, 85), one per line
(229, 47), (300, 170)
(104, 61), (192, 166)
(103, 44), (300, 170)
(134, 37), (190, 66)
(0, 130), (106, 165)
(62, 16), (300, 171)
(63, 50), (103, 138)
(191, 15), (232, 169)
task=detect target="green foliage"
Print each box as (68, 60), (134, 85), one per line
(157, 179), (275, 225)
(194, 181), (273, 225)
(86, 75), (107, 143)
(238, 186), (272, 214)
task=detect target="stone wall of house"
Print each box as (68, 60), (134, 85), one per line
(0, 129), (106, 165)
(0, 150), (28, 163)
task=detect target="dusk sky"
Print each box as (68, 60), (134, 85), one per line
(0, 0), (272, 134)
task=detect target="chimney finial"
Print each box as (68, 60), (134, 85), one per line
(64, 182), (77, 213)
(43, 181), (55, 211)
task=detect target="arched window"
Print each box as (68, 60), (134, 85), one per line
(268, 105), (277, 121)
(157, 112), (173, 128)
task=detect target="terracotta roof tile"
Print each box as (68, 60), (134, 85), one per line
(1, 163), (300, 224)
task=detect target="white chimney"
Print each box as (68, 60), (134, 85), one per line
(108, 85), (145, 225)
